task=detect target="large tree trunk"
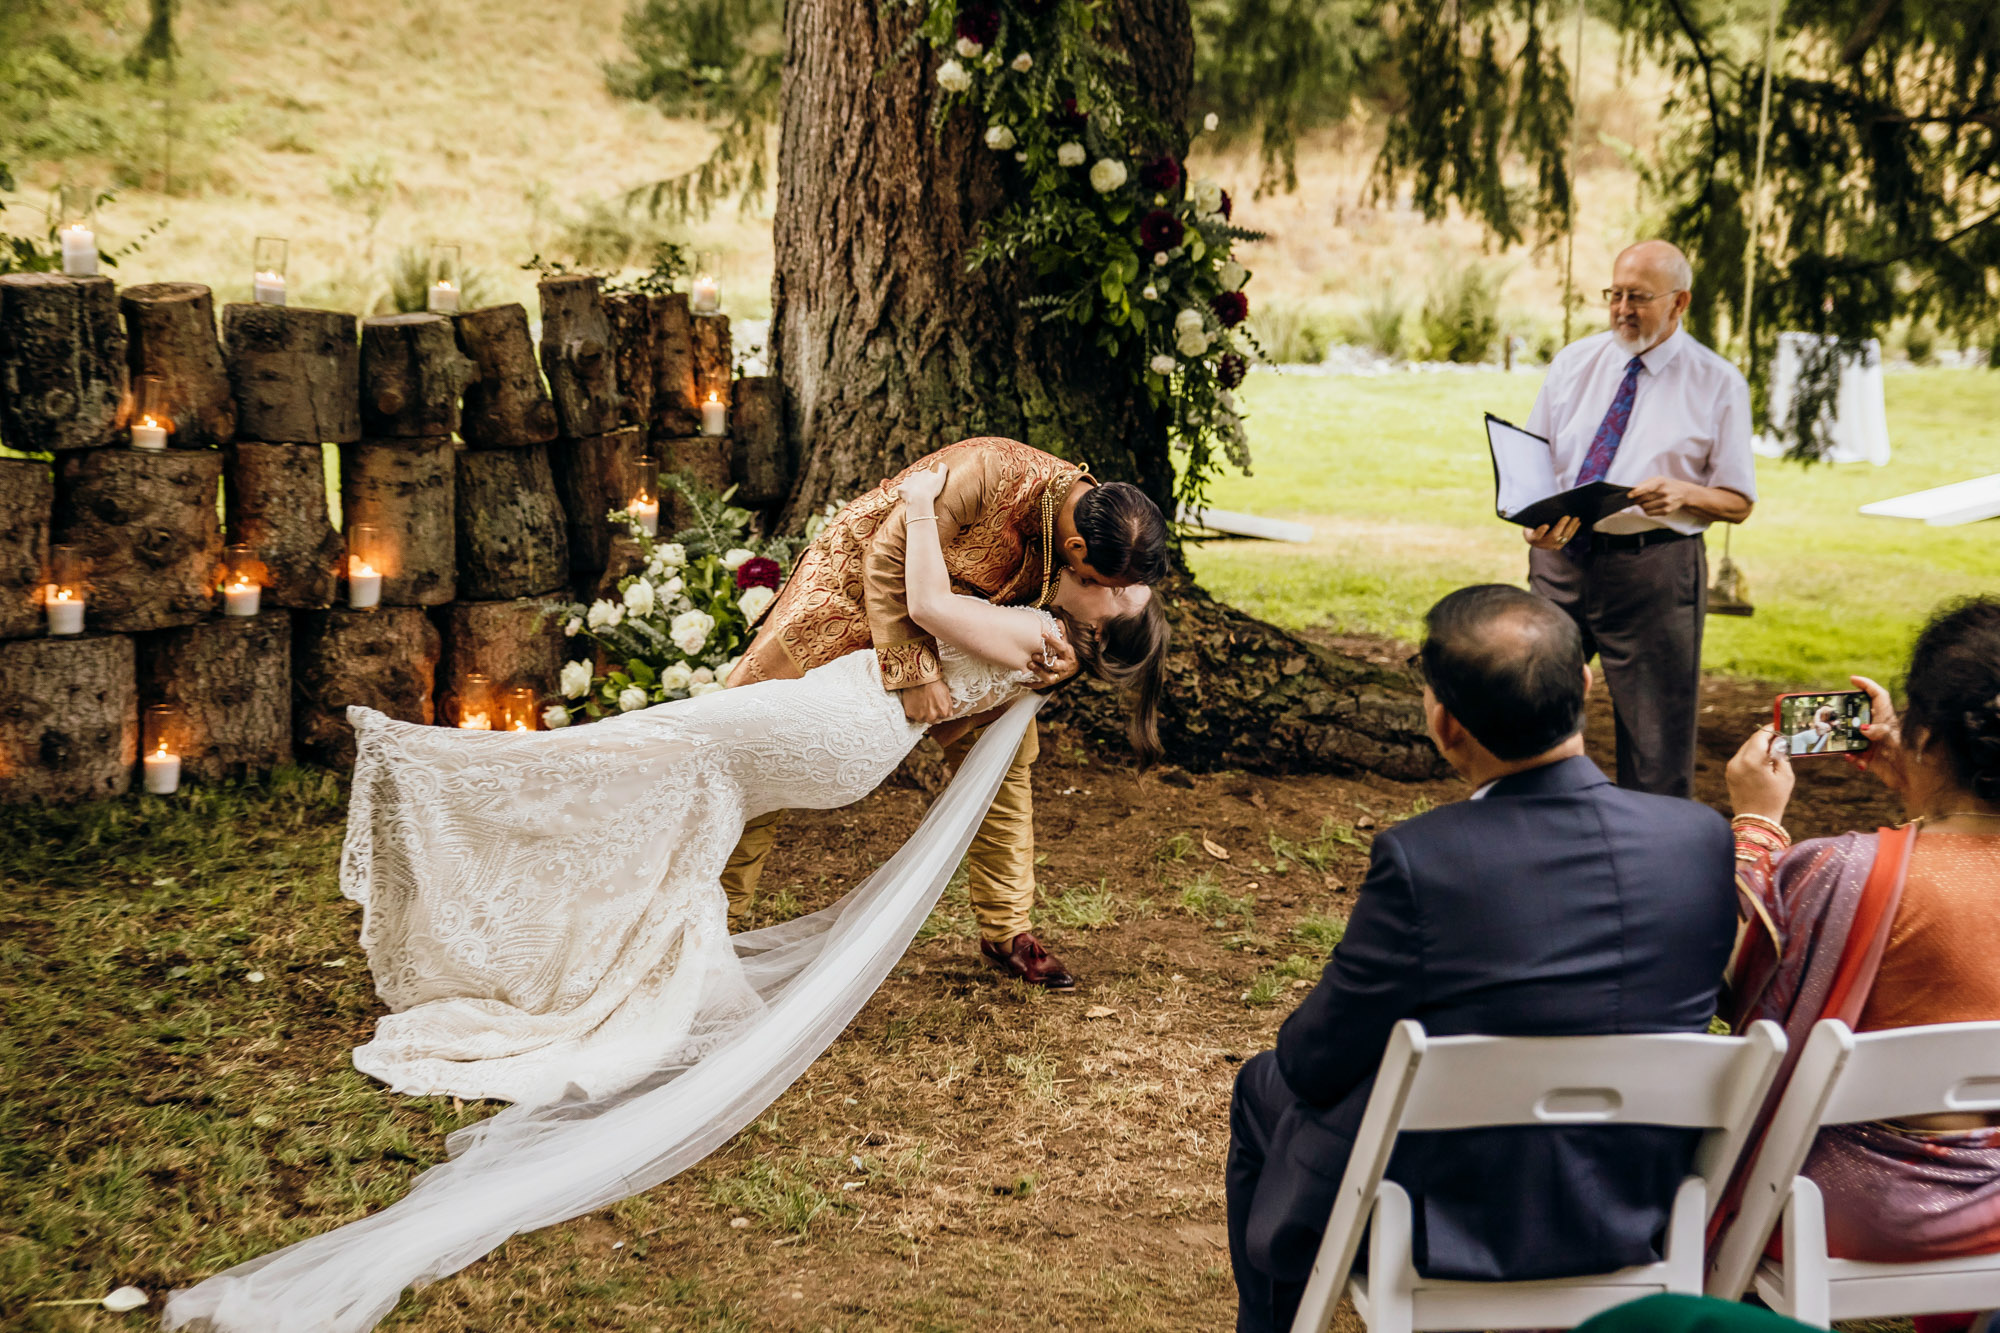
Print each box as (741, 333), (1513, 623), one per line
(0, 634), (136, 803)
(773, 0), (1440, 776)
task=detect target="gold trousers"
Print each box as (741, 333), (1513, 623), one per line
(720, 717), (1040, 944)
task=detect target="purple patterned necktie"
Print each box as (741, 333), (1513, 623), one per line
(1563, 354), (1645, 559)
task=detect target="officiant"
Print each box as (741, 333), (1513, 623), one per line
(1522, 240), (1757, 797)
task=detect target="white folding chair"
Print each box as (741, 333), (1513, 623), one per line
(1705, 1019), (2000, 1326)
(1288, 1018), (1788, 1333)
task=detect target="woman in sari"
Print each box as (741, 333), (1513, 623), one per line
(1721, 595), (2000, 1316)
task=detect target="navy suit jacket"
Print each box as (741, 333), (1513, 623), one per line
(1268, 755), (1736, 1281)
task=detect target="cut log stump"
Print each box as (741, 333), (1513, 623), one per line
(0, 633), (136, 803)
(648, 292), (699, 438)
(603, 292), (653, 431)
(54, 447), (222, 632)
(0, 273), (126, 453)
(454, 303), (558, 447)
(437, 598), (566, 719)
(360, 312), (475, 439)
(537, 276), (621, 438)
(294, 606), (440, 768)
(550, 426), (645, 571)
(0, 458), (52, 640)
(594, 535), (647, 600)
(658, 434), (732, 529)
(456, 445), (569, 599)
(337, 438), (455, 606)
(692, 312), (732, 407)
(730, 375), (789, 506)
(222, 303), (361, 444)
(225, 442), (341, 608)
(137, 612), (292, 781)
(120, 282), (236, 449)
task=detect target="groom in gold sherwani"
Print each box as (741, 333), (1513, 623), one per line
(723, 435), (1170, 988)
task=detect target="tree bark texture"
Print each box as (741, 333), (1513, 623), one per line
(729, 375), (790, 506)
(550, 426), (645, 572)
(595, 535), (647, 599)
(136, 612), (292, 781)
(455, 446), (570, 600)
(692, 314), (731, 409)
(537, 276), (622, 438)
(648, 292), (700, 438)
(0, 458), (51, 640)
(54, 447), (222, 633)
(603, 293), (654, 431)
(293, 606), (439, 768)
(119, 282), (236, 449)
(436, 599), (565, 714)
(455, 303), (559, 447)
(0, 274), (127, 453)
(359, 313), (476, 439)
(659, 435), (732, 531)
(337, 439), (456, 606)
(772, 0), (1441, 776)
(221, 303), (361, 445)
(224, 442), (342, 608)
(0, 633), (136, 803)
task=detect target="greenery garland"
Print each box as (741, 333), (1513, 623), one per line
(901, 0), (1264, 507)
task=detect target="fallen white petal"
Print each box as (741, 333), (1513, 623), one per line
(729, 1216), (750, 1229)
(245, 971), (265, 983)
(103, 1287), (149, 1312)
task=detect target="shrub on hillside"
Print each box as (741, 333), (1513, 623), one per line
(1419, 264), (1501, 363)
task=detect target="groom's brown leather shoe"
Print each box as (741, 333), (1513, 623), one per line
(981, 933), (1077, 989)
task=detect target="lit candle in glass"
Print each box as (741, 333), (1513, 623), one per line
(456, 672), (494, 730)
(701, 391), (726, 437)
(220, 544), (264, 617)
(142, 704), (183, 795)
(130, 374), (173, 449)
(45, 544), (85, 636)
(502, 685), (539, 732)
(345, 524), (383, 610)
(253, 236), (288, 305)
(629, 452), (660, 536)
(690, 251), (720, 314)
(428, 243), (461, 312)
(59, 184), (96, 277)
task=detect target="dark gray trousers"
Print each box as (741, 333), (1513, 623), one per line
(1529, 536), (1706, 798)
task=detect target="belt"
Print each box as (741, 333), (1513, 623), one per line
(1589, 527), (1698, 551)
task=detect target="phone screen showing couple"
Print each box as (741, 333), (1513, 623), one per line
(1775, 691), (1872, 758)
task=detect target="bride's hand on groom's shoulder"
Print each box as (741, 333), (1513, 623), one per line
(898, 465), (948, 506)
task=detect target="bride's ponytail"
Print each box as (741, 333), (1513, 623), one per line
(1072, 597), (1169, 764)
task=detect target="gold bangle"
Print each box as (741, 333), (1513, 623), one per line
(1732, 812), (1789, 836)
(906, 514), (938, 525)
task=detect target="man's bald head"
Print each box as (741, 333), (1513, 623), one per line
(1608, 239), (1694, 354)
(1419, 585), (1587, 761)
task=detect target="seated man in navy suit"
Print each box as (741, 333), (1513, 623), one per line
(1226, 584), (1737, 1333)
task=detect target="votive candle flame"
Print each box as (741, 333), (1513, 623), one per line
(347, 558), (382, 609)
(254, 270), (287, 306)
(131, 415), (168, 450)
(46, 586), (84, 636)
(427, 280), (459, 313)
(61, 223), (98, 277)
(143, 743), (181, 795)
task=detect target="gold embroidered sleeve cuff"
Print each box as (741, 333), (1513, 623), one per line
(877, 639), (942, 691)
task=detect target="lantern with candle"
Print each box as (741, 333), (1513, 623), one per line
(345, 524), (384, 610)
(456, 672), (495, 730)
(129, 374), (174, 450)
(45, 545), (87, 636)
(428, 244), (461, 313)
(701, 391), (727, 437)
(253, 236), (289, 306)
(58, 183), (98, 277)
(501, 685), (539, 732)
(142, 704), (184, 795)
(219, 544), (266, 617)
(629, 452), (660, 536)
(690, 250), (720, 315)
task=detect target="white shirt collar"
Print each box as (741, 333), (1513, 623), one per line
(1636, 324), (1689, 376)
(1469, 779), (1499, 800)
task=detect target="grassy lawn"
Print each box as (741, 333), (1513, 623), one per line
(1187, 366), (2000, 688)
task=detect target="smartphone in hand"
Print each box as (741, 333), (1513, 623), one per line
(1774, 690), (1873, 758)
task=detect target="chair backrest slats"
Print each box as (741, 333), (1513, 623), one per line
(1822, 1022), (2000, 1125)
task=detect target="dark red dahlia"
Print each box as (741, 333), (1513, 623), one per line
(1219, 188), (1233, 220)
(1218, 353), (1247, 388)
(735, 556), (782, 592)
(1211, 290), (1248, 327)
(1138, 155), (1182, 192)
(955, 5), (1000, 46)
(1138, 209), (1184, 253)
(1049, 97), (1087, 131)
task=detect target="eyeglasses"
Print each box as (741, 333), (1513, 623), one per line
(1602, 288), (1685, 308)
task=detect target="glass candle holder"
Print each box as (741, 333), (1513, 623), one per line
(501, 685), (539, 732)
(456, 672), (494, 730)
(345, 524), (383, 609)
(142, 703), (183, 795)
(45, 544), (86, 636)
(253, 236), (289, 306)
(428, 244), (461, 312)
(130, 374), (174, 449)
(220, 544), (265, 617)
(629, 452), (660, 536)
(690, 251), (720, 315)
(58, 183), (98, 278)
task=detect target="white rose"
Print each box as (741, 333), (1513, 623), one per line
(560, 659), (593, 699)
(688, 681), (724, 697)
(1014, 151), (1027, 163)
(1204, 112), (1219, 132)
(622, 578), (655, 617)
(937, 58), (972, 92)
(1141, 284), (1158, 300)
(1010, 52), (1032, 72)
(1176, 327), (1212, 357)
(1088, 158), (1127, 193)
(586, 598), (623, 630)
(670, 609), (716, 656)
(660, 662), (694, 692)
(738, 585), (776, 622)
(721, 548), (754, 571)
(1218, 258), (1247, 291)
(617, 686), (648, 713)
(1175, 307), (1205, 336)
(662, 575), (684, 596)
(1191, 178), (1223, 217)
(718, 655), (741, 682)
(645, 556), (666, 578)
(563, 616), (582, 637)
(656, 543), (686, 568)
(690, 666), (715, 686)
(953, 36), (982, 57)
(542, 704), (571, 729)
(1153, 251), (1169, 266)
(1149, 353), (1177, 375)
(1057, 142), (1085, 167)
(985, 125), (1016, 151)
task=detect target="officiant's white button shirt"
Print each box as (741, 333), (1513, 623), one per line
(1526, 326), (1757, 535)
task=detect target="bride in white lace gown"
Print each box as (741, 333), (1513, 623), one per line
(163, 466), (1163, 1333)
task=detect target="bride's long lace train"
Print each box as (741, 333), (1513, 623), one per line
(161, 697), (1042, 1333)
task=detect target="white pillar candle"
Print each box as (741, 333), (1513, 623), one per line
(630, 499), (659, 536)
(348, 562), (382, 609)
(254, 272), (287, 306)
(61, 225), (98, 277)
(691, 276), (720, 314)
(131, 418), (168, 450)
(143, 748), (182, 795)
(222, 584), (261, 617)
(46, 591), (84, 636)
(427, 281), (459, 313)
(457, 711), (492, 731)
(701, 394), (727, 437)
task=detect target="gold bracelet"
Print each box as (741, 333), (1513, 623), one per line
(1732, 812), (1789, 837)
(906, 514), (938, 525)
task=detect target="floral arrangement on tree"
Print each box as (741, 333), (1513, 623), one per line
(905, 0), (1261, 506)
(545, 478), (834, 727)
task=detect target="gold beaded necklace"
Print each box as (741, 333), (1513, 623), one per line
(1037, 468), (1089, 609)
